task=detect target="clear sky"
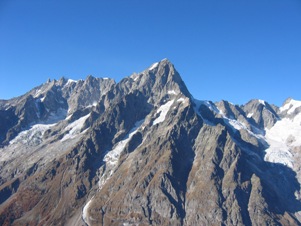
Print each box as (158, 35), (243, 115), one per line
(1, 0), (301, 106)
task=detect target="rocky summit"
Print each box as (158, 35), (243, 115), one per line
(1, 59), (301, 225)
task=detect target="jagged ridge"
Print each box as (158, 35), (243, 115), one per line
(0, 59), (301, 225)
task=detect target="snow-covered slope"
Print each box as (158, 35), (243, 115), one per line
(264, 99), (301, 172)
(195, 98), (301, 170)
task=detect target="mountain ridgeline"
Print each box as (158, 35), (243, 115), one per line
(1, 59), (301, 225)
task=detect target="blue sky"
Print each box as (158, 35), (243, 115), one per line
(1, 0), (301, 106)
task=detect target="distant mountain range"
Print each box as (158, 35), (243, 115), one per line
(1, 59), (301, 225)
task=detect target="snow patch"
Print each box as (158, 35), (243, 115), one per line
(149, 62), (159, 71)
(228, 119), (245, 131)
(211, 104), (266, 142)
(82, 196), (94, 226)
(193, 99), (217, 125)
(264, 141), (293, 168)
(10, 123), (55, 146)
(195, 99), (220, 114)
(177, 97), (186, 103)
(280, 99), (301, 114)
(247, 113), (254, 118)
(40, 96), (46, 102)
(168, 90), (177, 95)
(98, 120), (144, 188)
(61, 114), (90, 141)
(153, 100), (174, 125)
(65, 114), (73, 121)
(130, 73), (140, 81)
(34, 89), (43, 98)
(66, 79), (78, 86)
(193, 98), (300, 169)
(264, 113), (301, 168)
(85, 102), (98, 109)
(9, 108), (67, 146)
(224, 115), (265, 141)
(104, 120), (144, 166)
(0, 110), (85, 180)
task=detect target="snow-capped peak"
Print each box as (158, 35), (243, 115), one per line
(280, 99), (301, 115)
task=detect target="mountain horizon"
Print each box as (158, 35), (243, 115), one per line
(0, 58), (293, 108)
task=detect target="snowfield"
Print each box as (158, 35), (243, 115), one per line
(264, 109), (301, 168)
(0, 110), (89, 179)
(98, 119), (145, 188)
(193, 98), (301, 169)
(168, 90), (178, 95)
(9, 123), (55, 146)
(280, 99), (301, 114)
(153, 100), (174, 125)
(61, 113), (90, 141)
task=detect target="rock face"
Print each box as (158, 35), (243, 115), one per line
(1, 59), (301, 225)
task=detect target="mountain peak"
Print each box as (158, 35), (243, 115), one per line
(127, 59), (190, 102)
(146, 58), (172, 72)
(280, 98), (301, 115)
(158, 57), (172, 66)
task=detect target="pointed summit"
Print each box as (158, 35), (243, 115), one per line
(128, 59), (191, 105)
(155, 58), (191, 98)
(147, 58), (173, 73)
(243, 99), (279, 129)
(279, 98), (301, 115)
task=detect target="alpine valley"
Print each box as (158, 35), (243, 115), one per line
(1, 59), (301, 226)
